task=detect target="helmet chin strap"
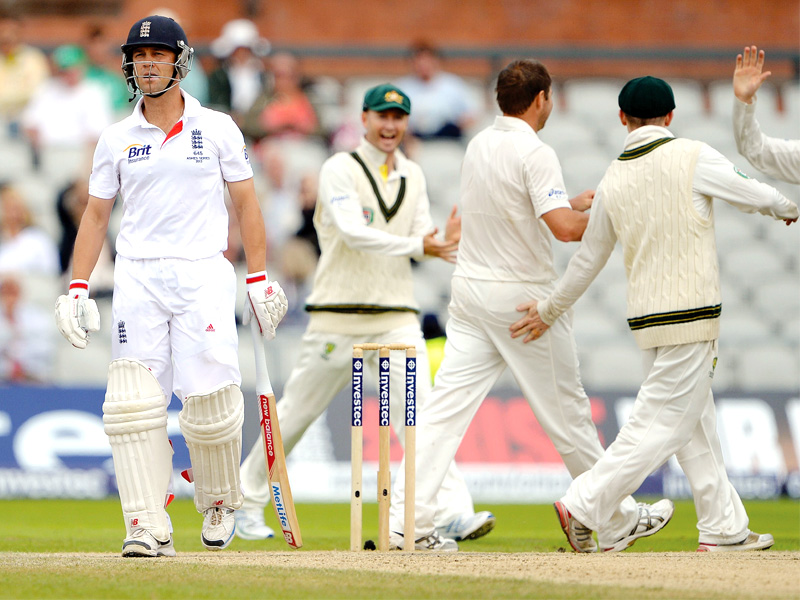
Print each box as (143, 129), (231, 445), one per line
(128, 65), (181, 101)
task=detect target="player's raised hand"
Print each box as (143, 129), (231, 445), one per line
(444, 204), (461, 243)
(734, 45), (772, 105)
(423, 227), (459, 263)
(510, 299), (550, 343)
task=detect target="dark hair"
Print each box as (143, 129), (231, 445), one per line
(495, 59), (551, 116)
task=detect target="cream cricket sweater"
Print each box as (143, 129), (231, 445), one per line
(304, 142), (424, 335)
(600, 136), (721, 349)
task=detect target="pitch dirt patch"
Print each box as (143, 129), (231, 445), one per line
(3, 551), (798, 599)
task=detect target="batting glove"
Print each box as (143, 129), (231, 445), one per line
(55, 279), (101, 349)
(243, 271), (288, 340)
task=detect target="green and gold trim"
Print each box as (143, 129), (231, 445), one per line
(305, 303), (419, 314)
(618, 137), (675, 161)
(628, 304), (721, 330)
(350, 152), (406, 222)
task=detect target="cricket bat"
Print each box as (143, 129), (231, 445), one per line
(251, 320), (303, 549)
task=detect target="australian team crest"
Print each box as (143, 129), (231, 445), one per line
(362, 207), (374, 225)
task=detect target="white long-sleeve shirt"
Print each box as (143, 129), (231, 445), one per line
(733, 97), (800, 184)
(538, 125), (799, 327)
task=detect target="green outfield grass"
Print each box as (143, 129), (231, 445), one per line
(0, 498), (797, 599)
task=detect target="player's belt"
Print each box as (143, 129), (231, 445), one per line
(627, 304), (722, 330)
(305, 303), (419, 314)
(617, 137), (675, 161)
(350, 152), (406, 222)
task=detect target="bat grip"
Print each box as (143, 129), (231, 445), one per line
(250, 319), (274, 395)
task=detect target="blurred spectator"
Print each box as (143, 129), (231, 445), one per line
(0, 274), (54, 383)
(21, 44), (113, 169)
(152, 8), (209, 104)
(396, 40), (478, 141)
(243, 52), (318, 142)
(0, 183), (59, 276)
(208, 19), (270, 124)
(0, 14), (49, 137)
(258, 144), (300, 250)
(84, 23), (129, 116)
(56, 177), (115, 297)
(278, 173), (320, 321)
(293, 173), (320, 255)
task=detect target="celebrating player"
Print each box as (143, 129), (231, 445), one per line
(388, 60), (672, 553)
(55, 15), (288, 557)
(518, 76), (797, 552)
(732, 45), (800, 184)
(236, 83), (495, 551)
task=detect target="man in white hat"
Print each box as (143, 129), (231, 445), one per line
(207, 19), (270, 124)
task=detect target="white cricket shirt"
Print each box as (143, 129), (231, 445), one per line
(89, 90), (253, 260)
(454, 115), (572, 283)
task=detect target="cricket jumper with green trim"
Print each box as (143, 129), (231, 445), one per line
(600, 136), (721, 350)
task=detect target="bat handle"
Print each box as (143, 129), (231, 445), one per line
(250, 319), (273, 395)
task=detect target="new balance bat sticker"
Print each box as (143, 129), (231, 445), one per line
(259, 390), (302, 548)
(251, 320), (303, 548)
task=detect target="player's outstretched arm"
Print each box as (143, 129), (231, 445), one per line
(734, 45), (772, 105)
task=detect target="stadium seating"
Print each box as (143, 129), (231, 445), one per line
(9, 73), (793, 393)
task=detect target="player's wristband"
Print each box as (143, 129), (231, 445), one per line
(246, 270), (268, 292)
(68, 279), (90, 299)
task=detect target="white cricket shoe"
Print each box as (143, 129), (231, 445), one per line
(122, 528), (176, 558)
(201, 507), (236, 550)
(697, 531), (774, 552)
(234, 508), (276, 540)
(553, 501), (597, 553)
(602, 499), (675, 553)
(389, 530), (458, 552)
(435, 511), (496, 541)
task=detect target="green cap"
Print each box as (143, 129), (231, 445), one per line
(618, 76), (675, 119)
(53, 45), (87, 70)
(362, 83), (411, 114)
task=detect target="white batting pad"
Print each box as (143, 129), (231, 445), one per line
(179, 384), (245, 511)
(103, 358), (172, 540)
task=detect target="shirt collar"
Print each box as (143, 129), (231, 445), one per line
(357, 137), (409, 179)
(133, 88), (201, 128)
(623, 125), (675, 150)
(493, 115), (539, 137)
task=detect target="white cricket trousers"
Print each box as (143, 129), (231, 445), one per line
(389, 277), (637, 543)
(239, 323), (475, 525)
(112, 254), (241, 400)
(562, 340), (751, 545)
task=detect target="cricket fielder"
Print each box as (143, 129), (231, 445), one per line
(520, 75), (797, 552)
(237, 84), (495, 551)
(389, 60), (674, 553)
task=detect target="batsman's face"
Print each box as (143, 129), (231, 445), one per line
(131, 47), (177, 94)
(362, 109), (409, 154)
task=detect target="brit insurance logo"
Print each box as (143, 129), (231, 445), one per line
(125, 143), (152, 164)
(187, 128), (210, 164)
